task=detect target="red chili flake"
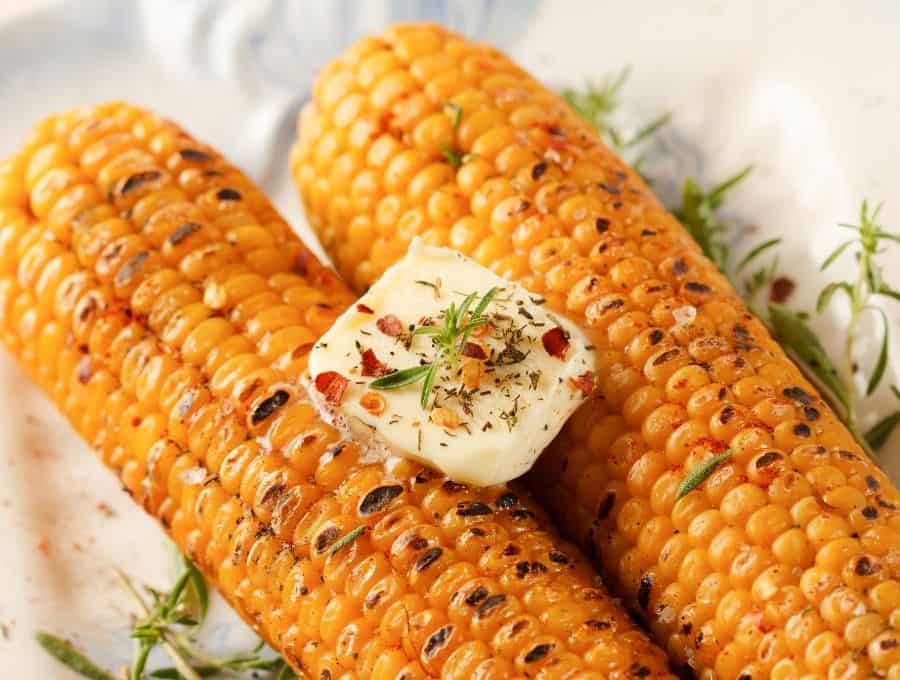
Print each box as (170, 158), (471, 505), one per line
(376, 314), (403, 337)
(569, 371), (596, 397)
(361, 348), (390, 377)
(315, 371), (349, 406)
(357, 304), (375, 314)
(36, 537), (50, 556)
(462, 342), (487, 360)
(691, 436), (730, 454)
(541, 326), (570, 359)
(769, 276), (796, 304)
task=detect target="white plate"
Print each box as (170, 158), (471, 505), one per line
(1, 1), (898, 676)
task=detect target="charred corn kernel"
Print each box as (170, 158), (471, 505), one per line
(0, 102), (673, 678)
(294, 24), (900, 678)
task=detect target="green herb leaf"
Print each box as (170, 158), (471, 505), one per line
(421, 359), (440, 409)
(149, 668), (219, 679)
(708, 165), (753, 207)
(330, 525), (367, 556)
(562, 67), (669, 165)
(132, 640), (153, 680)
(276, 663), (299, 680)
(440, 144), (464, 169)
(470, 286), (499, 320)
(877, 283), (900, 301)
(820, 239), (857, 271)
(865, 409), (900, 450)
(674, 167), (752, 274)
(455, 291), (480, 328)
(736, 237), (782, 274)
(35, 632), (116, 680)
(370, 364), (431, 390)
(874, 230), (900, 245)
(676, 450), (733, 501)
(866, 307), (890, 395)
(163, 570), (192, 616)
(816, 281), (853, 313)
(768, 304), (851, 410)
(412, 325), (443, 336)
(179, 553), (208, 624)
(444, 101), (462, 128)
(622, 112), (672, 149)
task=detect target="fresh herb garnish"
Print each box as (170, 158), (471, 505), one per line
(674, 166), (753, 275)
(562, 67), (671, 169)
(441, 144), (465, 169)
(371, 288), (498, 409)
(330, 525), (367, 555)
(34, 633), (116, 680)
(768, 200), (900, 452)
(866, 385), (900, 450)
(676, 450), (733, 501)
(37, 546), (291, 679)
(444, 100), (462, 128)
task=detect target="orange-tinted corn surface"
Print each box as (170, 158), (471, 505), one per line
(292, 24), (900, 679)
(0, 102), (677, 679)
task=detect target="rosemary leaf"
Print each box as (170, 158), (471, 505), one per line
(866, 307), (890, 395)
(34, 632), (116, 680)
(735, 237), (782, 274)
(820, 239), (857, 271)
(330, 525), (367, 555)
(444, 100), (462, 128)
(865, 409), (900, 450)
(815, 281), (853, 314)
(676, 450), (733, 501)
(440, 144), (464, 169)
(421, 360), (440, 409)
(179, 553), (208, 624)
(623, 111), (672, 148)
(370, 364), (431, 390)
(276, 663), (299, 680)
(878, 283), (900, 301)
(471, 286), (499, 320)
(149, 668), (217, 679)
(455, 290), (480, 328)
(768, 303), (851, 411)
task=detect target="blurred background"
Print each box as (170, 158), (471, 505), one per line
(0, 1), (898, 676)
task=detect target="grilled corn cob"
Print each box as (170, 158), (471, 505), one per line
(292, 24), (900, 679)
(0, 102), (676, 679)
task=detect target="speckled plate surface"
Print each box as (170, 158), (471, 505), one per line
(1, 0), (898, 676)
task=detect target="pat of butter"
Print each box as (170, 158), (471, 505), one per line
(307, 239), (596, 486)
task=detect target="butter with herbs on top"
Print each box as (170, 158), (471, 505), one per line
(307, 239), (596, 486)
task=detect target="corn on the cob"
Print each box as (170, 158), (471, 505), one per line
(0, 102), (676, 679)
(292, 24), (900, 679)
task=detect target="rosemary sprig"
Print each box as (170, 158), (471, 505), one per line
(37, 548), (290, 679)
(562, 67), (671, 170)
(371, 287), (498, 409)
(673, 166), (753, 275)
(769, 200), (900, 452)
